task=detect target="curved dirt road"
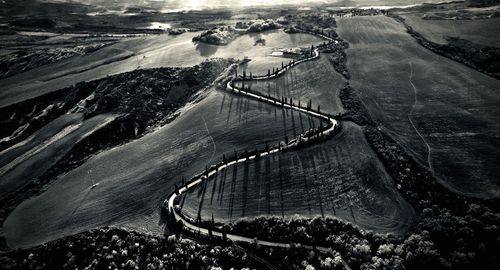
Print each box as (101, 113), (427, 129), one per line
(166, 45), (351, 269)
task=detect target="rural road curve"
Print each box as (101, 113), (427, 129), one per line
(165, 40), (352, 269)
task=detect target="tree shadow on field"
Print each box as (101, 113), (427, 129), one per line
(290, 109), (297, 138)
(195, 42), (218, 57)
(309, 154), (325, 218)
(228, 164), (238, 219)
(235, 96), (252, 123)
(196, 178), (209, 223)
(241, 161), (250, 217)
(295, 154), (312, 214)
(264, 157), (271, 215)
(253, 157), (262, 214)
(217, 168), (228, 205)
(278, 154), (285, 217)
(281, 108), (288, 141)
(225, 95), (234, 124)
(219, 92), (226, 114)
(210, 171), (219, 205)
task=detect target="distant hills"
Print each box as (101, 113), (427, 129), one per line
(29, 0), (456, 13)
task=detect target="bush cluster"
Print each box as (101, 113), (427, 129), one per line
(0, 227), (254, 270)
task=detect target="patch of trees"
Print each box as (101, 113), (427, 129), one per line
(324, 42), (350, 80)
(241, 238), (341, 270)
(244, 20), (281, 33)
(0, 43), (108, 80)
(279, 17), (350, 80)
(349, 8), (387, 17)
(0, 227), (256, 270)
(285, 12), (337, 33)
(467, 0), (500, 7)
(443, 37), (500, 78)
(337, 83), (373, 126)
(193, 20), (281, 45)
(10, 18), (56, 29)
(224, 200), (499, 270)
(223, 216), (444, 269)
(192, 26), (238, 45)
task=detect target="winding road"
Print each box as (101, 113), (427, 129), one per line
(164, 40), (352, 269)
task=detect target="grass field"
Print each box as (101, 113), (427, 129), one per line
(3, 88), (322, 248)
(234, 54), (346, 115)
(181, 122), (415, 235)
(401, 15), (500, 47)
(337, 16), (500, 199)
(0, 113), (117, 201)
(0, 30), (323, 108)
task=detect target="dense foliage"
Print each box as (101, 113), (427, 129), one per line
(0, 43), (108, 79)
(193, 20), (280, 45)
(0, 227), (255, 270)
(338, 83), (373, 125)
(467, 0), (500, 7)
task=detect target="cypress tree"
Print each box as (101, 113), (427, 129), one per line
(222, 226), (227, 241)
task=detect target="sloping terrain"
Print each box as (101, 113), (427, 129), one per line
(0, 113), (116, 201)
(0, 43), (108, 79)
(0, 30), (324, 108)
(400, 15), (500, 47)
(3, 87), (321, 248)
(337, 15), (500, 198)
(234, 54), (346, 116)
(0, 61), (231, 248)
(0, 60), (230, 154)
(181, 122), (415, 235)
